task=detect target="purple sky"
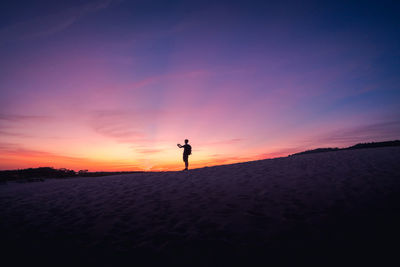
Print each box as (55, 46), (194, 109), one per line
(0, 0), (399, 170)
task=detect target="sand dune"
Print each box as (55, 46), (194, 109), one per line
(1, 147), (400, 266)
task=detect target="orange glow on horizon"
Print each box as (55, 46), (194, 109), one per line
(0, 142), (295, 172)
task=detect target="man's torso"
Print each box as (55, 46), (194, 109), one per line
(183, 144), (191, 155)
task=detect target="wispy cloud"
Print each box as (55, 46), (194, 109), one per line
(0, 142), (86, 162)
(0, 113), (52, 138)
(0, 114), (50, 122)
(0, 142), (142, 171)
(98, 69), (211, 94)
(93, 124), (144, 140)
(310, 121), (400, 146)
(135, 149), (164, 154)
(0, 0), (121, 43)
(201, 138), (244, 146)
(88, 109), (158, 143)
(0, 130), (32, 138)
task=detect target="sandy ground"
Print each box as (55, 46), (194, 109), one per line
(1, 147), (400, 266)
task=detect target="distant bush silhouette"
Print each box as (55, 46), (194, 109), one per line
(291, 140), (400, 156)
(346, 140), (400, 150)
(291, 147), (340, 156)
(0, 167), (76, 182)
(0, 167), (144, 182)
(78, 169), (89, 175)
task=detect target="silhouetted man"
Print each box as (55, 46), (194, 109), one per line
(177, 139), (191, 170)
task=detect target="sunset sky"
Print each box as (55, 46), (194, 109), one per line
(0, 0), (399, 171)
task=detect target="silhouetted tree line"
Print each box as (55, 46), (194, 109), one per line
(291, 140), (400, 156)
(0, 167), (144, 182)
(291, 148), (340, 156)
(346, 140), (400, 149)
(0, 167), (75, 182)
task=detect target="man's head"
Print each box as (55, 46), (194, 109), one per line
(185, 139), (189, 144)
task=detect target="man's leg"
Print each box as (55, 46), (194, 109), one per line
(183, 155), (188, 170)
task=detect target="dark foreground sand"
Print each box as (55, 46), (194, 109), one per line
(1, 147), (400, 266)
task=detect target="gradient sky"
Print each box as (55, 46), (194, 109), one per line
(1, 0), (399, 171)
